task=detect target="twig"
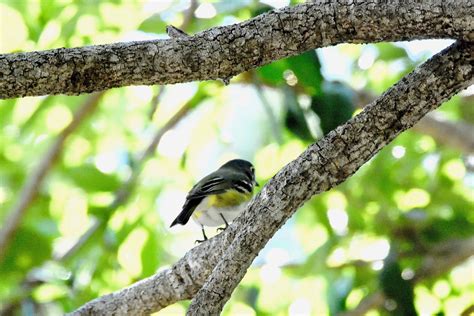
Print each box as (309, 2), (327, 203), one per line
(149, 1), (196, 120)
(148, 86), (165, 120)
(180, 0), (197, 32)
(461, 304), (474, 316)
(0, 92), (104, 261)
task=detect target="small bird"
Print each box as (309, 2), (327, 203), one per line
(170, 159), (259, 242)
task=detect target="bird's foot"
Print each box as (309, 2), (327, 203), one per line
(195, 238), (207, 244)
(195, 227), (208, 244)
(217, 214), (229, 233)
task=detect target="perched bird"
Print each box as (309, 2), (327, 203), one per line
(170, 159), (259, 242)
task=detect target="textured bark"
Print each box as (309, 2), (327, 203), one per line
(1, 0), (473, 99)
(186, 41), (474, 315)
(355, 91), (474, 155)
(71, 41), (473, 316)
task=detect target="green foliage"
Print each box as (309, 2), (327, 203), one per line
(65, 165), (121, 192)
(257, 50), (323, 95)
(380, 252), (417, 316)
(138, 13), (168, 34)
(284, 87), (314, 141)
(376, 43), (408, 61)
(311, 81), (355, 135)
(0, 1), (472, 316)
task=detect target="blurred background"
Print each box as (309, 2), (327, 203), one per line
(1, 0), (473, 315)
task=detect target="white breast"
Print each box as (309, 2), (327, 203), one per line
(192, 197), (249, 227)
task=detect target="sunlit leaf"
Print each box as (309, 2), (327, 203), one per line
(65, 165), (120, 192)
(138, 13), (167, 34)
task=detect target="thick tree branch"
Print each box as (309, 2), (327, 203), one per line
(1, 0), (472, 99)
(71, 41), (473, 315)
(0, 93), (104, 261)
(186, 41), (473, 314)
(356, 90), (474, 154)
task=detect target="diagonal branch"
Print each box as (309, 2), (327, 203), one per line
(71, 41), (473, 316)
(1, 0), (472, 99)
(186, 41), (474, 314)
(0, 92), (104, 262)
(355, 90), (474, 154)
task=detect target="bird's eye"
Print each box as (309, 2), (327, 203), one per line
(250, 166), (255, 173)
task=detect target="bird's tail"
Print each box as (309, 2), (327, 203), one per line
(170, 199), (199, 227)
(170, 216), (182, 227)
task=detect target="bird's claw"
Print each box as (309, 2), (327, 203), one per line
(195, 238), (207, 244)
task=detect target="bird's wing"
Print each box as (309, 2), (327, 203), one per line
(170, 174), (231, 227)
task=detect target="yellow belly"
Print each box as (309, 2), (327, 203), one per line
(192, 189), (253, 226)
(208, 189), (252, 208)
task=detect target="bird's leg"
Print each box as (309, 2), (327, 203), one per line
(195, 227), (208, 244)
(217, 213), (229, 232)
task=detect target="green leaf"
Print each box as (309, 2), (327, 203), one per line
(284, 88), (313, 141)
(138, 13), (167, 34)
(257, 60), (288, 86)
(311, 81), (355, 135)
(286, 50), (322, 95)
(376, 43), (408, 61)
(140, 228), (160, 276)
(66, 165), (120, 192)
(257, 50), (322, 95)
(0, 227), (52, 274)
(379, 254), (417, 316)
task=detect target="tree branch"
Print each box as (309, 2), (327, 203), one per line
(355, 90), (474, 154)
(0, 92), (104, 261)
(1, 0), (472, 99)
(186, 41), (473, 315)
(71, 41), (473, 315)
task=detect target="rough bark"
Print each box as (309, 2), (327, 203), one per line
(355, 90), (474, 154)
(186, 41), (474, 315)
(71, 41), (473, 316)
(1, 0), (473, 99)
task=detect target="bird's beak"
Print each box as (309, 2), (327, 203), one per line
(254, 180), (260, 187)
